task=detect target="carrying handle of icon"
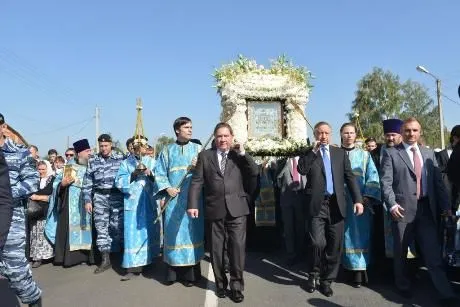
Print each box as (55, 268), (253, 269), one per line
(154, 132), (215, 224)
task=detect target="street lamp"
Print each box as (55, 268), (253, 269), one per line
(416, 65), (445, 149)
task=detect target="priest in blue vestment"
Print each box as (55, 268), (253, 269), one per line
(340, 123), (381, 288)
(154, 117), (204, 287)
(45, 139), (96, 267)
(115, 136), (161, 281)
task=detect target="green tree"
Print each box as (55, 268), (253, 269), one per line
(349, 68), (446, 148)
(155, 136), (175, 156)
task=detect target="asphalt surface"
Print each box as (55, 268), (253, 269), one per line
(1, 251), (459, 307)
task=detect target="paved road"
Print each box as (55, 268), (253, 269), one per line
(2, 251), (458, 307)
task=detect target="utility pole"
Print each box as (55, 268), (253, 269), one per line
(95, 106), (100, 152)
(416, 65), (445, 149)
(436, 79), (445, 149)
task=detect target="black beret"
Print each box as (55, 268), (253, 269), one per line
(98, 134), (112, 142)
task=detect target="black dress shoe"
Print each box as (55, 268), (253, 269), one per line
(183, 281), (194, 287)
(319, 283), (333, 297)
(352, 282), (361, 288)
(164, 281), (175, 286)
(216, 288), (226, 298)
(439, 297), (460, 307)
(305, 278), (316, 293)
(231, 290), (244, 303)
(29, 297), (42, 307)
(31, 261), (42, 268)
(396, 288), (413, 299)
(224, 265), (230, 273)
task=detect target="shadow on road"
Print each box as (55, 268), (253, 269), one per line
(0, 279), (21, 307)
(307, 298), (344, 307)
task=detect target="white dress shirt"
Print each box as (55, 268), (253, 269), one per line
(402, 142), (427, 197)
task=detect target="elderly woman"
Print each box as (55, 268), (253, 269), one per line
(29, 160), (55, 268)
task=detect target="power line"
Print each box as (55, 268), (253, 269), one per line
(441, 93), (460, 107)
(29, 117), (93, 136)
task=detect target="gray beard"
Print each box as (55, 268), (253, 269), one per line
(77, 157), (88, 166)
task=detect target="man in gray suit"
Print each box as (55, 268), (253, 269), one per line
(276, 156), (306, 265)
(381, 117), (458, 306)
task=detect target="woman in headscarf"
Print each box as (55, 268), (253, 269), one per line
(29, 160), (55, 268)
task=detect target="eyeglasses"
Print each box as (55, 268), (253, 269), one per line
(65, 153), (75, 157)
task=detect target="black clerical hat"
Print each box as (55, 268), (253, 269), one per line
(0, 113), (4, 125)
(73, 139), (91, 153)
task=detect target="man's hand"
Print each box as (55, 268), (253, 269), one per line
(166, 188), (180, 198)
(190, 157), (198, 168)
(61, 176), (74, 187)
(29, 194), (38, 201)
(85, 203), (93, 214)
(312, 141), (321, 153)
(353, 203), (364, 216)
(390, 204), (405, 220)
(232, 143), (245, 155)
(441, 209), (452, 217)
(187, 209), (199, 218)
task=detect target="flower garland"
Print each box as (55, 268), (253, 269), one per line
(215, 55), (312, 157)
(244, 138), (311, 157)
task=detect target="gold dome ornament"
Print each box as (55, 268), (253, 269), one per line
(132, 98), (149, 171)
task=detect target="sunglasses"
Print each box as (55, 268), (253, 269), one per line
(65, 153), (75, 157)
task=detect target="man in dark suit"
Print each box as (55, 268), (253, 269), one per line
(188, 122), (259, 303)
(276, 156), (307, 265)
(0, 149), (13, 253)
(447, 125), (460, 210)
(381, 118), (457, 306)
(298, 121), (363, 297)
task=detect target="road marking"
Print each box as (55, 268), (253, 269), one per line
(204, 260), (218, 307)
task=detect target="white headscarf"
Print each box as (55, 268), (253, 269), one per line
(39, 160), (54, 189)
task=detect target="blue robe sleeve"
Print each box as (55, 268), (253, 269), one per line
(115, 160), (133, 195)
(153, 147), (172, 195)
(45, 173), (63, 245)
(82, 159), (95, 203)
(363, 151), (381, 202)
(16, 152), (39, 199)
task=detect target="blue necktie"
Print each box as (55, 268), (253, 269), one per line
(321, 146), (334, 195)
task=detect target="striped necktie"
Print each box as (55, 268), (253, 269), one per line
(220, 152), (227, 175)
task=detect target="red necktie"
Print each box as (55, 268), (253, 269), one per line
(411, 147), (423, 199)
(292, 158), (300, 183)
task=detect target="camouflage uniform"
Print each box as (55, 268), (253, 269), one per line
(82, 151), (124, 253)
(0, 138), (41, 304)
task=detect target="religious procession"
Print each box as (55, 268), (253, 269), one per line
(1, 55), (460, 307)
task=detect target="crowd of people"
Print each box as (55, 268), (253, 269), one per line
(0, 111), (459, 307)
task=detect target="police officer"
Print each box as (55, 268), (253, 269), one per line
(82, 134), (124, 274)
(0, 113), (42, 307)
(0, 147), (13, 253)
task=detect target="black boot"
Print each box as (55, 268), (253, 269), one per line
(29, 297), (42, 307)
(94, 252), (111, 274)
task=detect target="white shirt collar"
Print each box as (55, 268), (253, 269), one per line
(402, 142), (419, 151)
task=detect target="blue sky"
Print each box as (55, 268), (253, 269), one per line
(1, 0), (459, 154)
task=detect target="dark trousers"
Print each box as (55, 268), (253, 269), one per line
(280, 191), (305, 259)
(392, 199), (453, 299)
(308, 197), (344, 282)
(209, 215), (247, 291)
